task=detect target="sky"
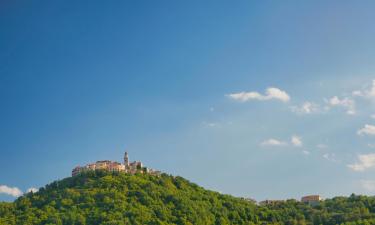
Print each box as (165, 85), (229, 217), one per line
(2, 0), (375, 202)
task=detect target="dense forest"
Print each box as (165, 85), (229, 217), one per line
(1, 171), (375, 225)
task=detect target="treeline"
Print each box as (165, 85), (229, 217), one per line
(0, 171), (375, 225)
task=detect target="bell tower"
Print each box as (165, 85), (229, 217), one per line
(124, 151), (129, 167)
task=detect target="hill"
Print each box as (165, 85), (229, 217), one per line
(1, 171), (375, 225)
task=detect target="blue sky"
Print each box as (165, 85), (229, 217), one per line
(2, 0), (375, 201)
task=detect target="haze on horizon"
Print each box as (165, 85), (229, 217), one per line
(2, 1), (375, 202)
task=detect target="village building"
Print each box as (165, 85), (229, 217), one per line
(240, 197), (257, 204)
(72, 152), (161, 176)
(301, 195), (321, 206)
(259, 200), (285, 206)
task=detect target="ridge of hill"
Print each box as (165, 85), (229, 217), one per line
(1, 171), (375, 225)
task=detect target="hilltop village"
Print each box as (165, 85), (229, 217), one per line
(72, 152), (161, 176)
(72, 152), (321, 206)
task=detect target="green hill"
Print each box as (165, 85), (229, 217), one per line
(1, 171), (375, 225)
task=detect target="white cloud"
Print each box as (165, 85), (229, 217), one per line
(371, 114), (375, 119)
(0, 185), (23, 197)
(352, 90), (363, 96)
(27, 187), (38, 193)
(291, 135), (302, 147)
(261, 135), (304, 148)
(347, 153), (375, 172)
(323, 153), (339, 163)
(302, 150), (310, 155)
(367, 80), (375, 97)
(202, 121), (220, 128)
(227, 87), (290, 103)
(327, 96), (356, 115)
(260, 139), (287, 147)
(357, 124), (375, 136)
(290, 102), (320, 114)
(352, 80), (375, 99)
(361, 180), (375, 192)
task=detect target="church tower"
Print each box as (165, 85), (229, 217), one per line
(124, 151), (129, 167)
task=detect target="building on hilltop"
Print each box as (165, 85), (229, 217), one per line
(72, 151), (161, 176)
(240, 197), (257, 204)
(259, 200), (285, 206)
(301, 195), (321, 206)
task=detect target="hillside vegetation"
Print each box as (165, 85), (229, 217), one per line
(1, 171), (375, 225)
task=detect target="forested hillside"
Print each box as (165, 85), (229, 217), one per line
(1, 171), (375, 225)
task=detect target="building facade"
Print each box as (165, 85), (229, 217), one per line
(72, 152), (161, 176)
(301, 195), (321, 206)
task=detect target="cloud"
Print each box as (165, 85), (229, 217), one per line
(260, 139), (287, 147)
(368, 80), (375, 97)
(291, 135), (302, 147)
(352, 80), (375, 99)
(371, 114), (375, 119)
(357, 124), (375, 136)
(27, 187), (38, 193)
(290, 102), (321, 114)
(0, 185), (23, 197)
(202, 121), (220, 128)
(302, 150), (310, 155)
(361, 180), (375, 192)
(327, 96), (356, 115)
(261, 135), (303, 148)
(347, 153), (375, 171)
(323, 153), (339, 163)
(352, 90), (363, 96)
(227, 87), (290, 103)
